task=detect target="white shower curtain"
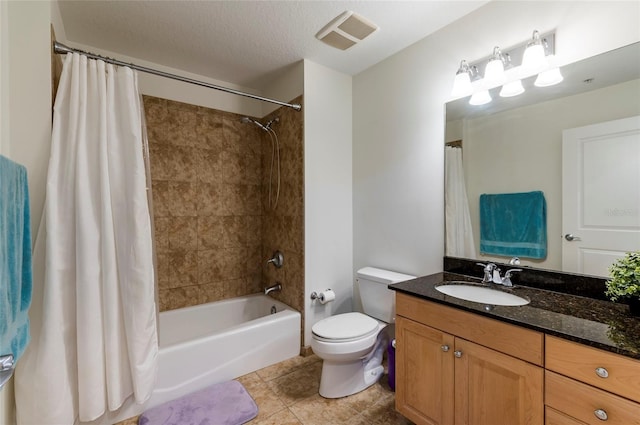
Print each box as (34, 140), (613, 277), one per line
(445, 146), (476, 258)
(15, 53), (158, 424)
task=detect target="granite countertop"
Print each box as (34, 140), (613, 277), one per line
(389, 272), (640, 360)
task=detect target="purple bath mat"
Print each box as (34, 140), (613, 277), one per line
(138, 380), (258, 425)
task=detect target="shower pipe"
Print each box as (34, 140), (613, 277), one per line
(53, 41), (302, 112)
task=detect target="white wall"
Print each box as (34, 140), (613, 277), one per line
(353, 0), (640, 279)
(261, 61), (304, 117)
(303, 60), (353, 346)
(0, 1), (53, 424)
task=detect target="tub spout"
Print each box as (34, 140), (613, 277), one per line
(264, 283), (282, 295)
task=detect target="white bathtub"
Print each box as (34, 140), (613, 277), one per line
(112, 294), (300, 421)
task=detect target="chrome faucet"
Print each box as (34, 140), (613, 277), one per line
(477, 263), (521, 286)
(501, 269), (522, 287)
(477, 263), (496, 283)
(264, 283), (282, 295)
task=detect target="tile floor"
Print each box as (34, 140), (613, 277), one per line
(116, 354), (414, 425)
(238, 354), (414, 425)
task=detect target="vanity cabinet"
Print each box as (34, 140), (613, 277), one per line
(545, 336), (640, 425)
(395, 293), (544, 425)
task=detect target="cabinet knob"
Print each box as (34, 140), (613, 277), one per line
(595, 367), (609, 378)
(441, 345), (450, 352)
(594, 409), (608, 421)
(454, 350), (463, 358)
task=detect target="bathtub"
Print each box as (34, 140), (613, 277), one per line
(112, 294), (300, 421)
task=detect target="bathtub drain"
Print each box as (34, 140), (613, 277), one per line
(270, 305), (277, 314)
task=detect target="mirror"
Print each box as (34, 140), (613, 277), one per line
(445, 42), (640, 276)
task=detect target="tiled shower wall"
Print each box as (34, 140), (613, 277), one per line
(143, 95), (304, 321)
(261, 97), (305, 321)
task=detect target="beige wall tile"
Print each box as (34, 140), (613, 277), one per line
(146, 95), (304, 329)
(168, 250), (198, 288)
(167, 181), (197, 216)
(195, 112), (223, 150)
(221, 247), (247, 280)
(222, 215), (247, 248)
(154, 217), (170, 254)
(196, 148), (223, 183)
(167, 146), (197, 182)
(197, 216), (224, 250)
(151, 180), (169, 217)
(148, 144), (171, 180)
(197, 182), (225, 216)
(156, 253), (170, 290)
(168, 216), (198, 251)
(197, 249), (224, 284)
(222, 151), (245, 184)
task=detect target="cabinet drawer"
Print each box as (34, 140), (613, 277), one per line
(545, 371), (640, 425)
(396, 293), (543, 365)
(546, 335), (640, 402)
(545, 407), (588, 425)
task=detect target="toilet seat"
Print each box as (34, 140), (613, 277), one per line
(312, 312), (380, 343)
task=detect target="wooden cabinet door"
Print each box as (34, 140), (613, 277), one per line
(454, 338), (544, 425)
(396, 316), (455, 425)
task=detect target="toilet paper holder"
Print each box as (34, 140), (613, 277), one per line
(310, 289), (332, 302)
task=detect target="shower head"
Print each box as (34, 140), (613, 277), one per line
(240, 117), (268, 132)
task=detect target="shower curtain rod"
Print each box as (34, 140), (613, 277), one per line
(53, 41), (302, 111)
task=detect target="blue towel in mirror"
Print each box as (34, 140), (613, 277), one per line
(479, 191), (547, 259)
(0, 155), (32, 362)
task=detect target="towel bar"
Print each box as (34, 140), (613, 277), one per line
(0, 354), (15, 390)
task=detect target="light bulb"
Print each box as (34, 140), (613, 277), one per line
(535, 67), (563, 87)
(469, 90), (492, 106)
(522, 30), (547, 73)
(451, 70), (472, 98)
(500, 80), (525, 97)
(522, 44), (547, 72)
(484, 47), (505, 85)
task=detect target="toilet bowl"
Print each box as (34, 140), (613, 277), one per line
(311, 267), (415, 399)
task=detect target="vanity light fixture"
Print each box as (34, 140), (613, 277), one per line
(499, 79), (525, 97)
(469, 90), (492, 106)
(534, 55), (564, 86)
(522, 30), (548, 72)
(484, 47), (506, 85)
(499, 53), (525, 97)
(451, 29), (562, 105)
(451, 60), (474, 98)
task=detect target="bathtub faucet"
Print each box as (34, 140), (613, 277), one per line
(264, 283), (282, 295)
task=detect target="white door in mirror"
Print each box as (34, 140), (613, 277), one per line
(562, 115), (640, 277)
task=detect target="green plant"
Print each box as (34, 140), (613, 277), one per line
(605, 251), (640, 301)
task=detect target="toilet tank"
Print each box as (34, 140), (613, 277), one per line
(357, 267), (416, 323)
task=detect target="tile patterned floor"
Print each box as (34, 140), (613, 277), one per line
(238, 354), (414, 425)
(115, 354), (413, 425)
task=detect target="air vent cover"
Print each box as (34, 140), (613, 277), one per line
(316, 11), (379, 51)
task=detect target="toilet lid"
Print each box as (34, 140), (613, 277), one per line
(312, 312), (379, 340)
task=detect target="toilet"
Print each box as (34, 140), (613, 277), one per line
(311, 267), (416, 398)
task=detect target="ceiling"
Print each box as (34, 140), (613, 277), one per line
(57, 1), (488, 89)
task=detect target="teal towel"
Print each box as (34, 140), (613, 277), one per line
(479, 191), (547, 259)
(0, 155), (32, 361)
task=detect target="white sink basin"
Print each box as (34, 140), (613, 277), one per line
(435, 283), (529, 306)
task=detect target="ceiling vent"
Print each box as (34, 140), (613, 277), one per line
(316, 11), (379, 50)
